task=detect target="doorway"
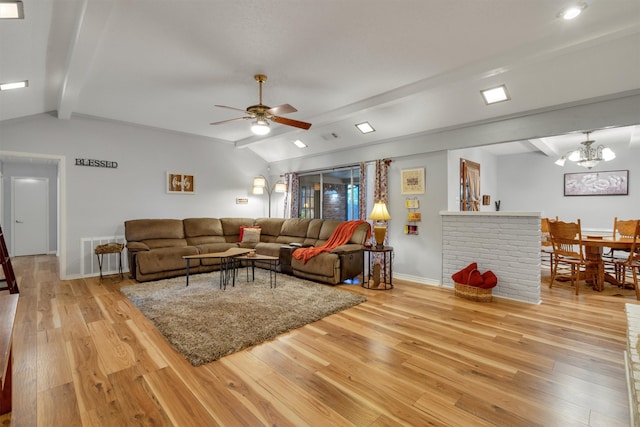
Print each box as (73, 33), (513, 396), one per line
(460, 159), (481, 211)
(12, 177), (49, 256)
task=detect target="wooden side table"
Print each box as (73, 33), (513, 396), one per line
(362, 246), (393, 290)
(94, 243), (124, 283)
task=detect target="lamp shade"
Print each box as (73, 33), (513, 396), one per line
(252, 186), (264, 195)
(274, 182), (287, 193)
(369, 202), (391, 221)
(253, 176), (266, 188)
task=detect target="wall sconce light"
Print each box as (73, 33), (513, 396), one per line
(368, 201), (391, 249)
(252, 175), (286, 217)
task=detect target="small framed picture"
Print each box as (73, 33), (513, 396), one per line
(401, 168), (425, 194)
(167, 172), (196, 194)
(408, 212), (422, 222)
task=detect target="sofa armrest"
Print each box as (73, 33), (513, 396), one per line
(126, 241), (150, 252)
(331, 244), (364, 254)
(279, 245), (295, 275)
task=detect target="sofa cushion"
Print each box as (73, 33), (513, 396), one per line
(220, 218), (255, 243)
(302, 219), (324, 246)
(254, 218), (286, 241)
(291, 252), (339, 277)
(125, 219), (185, 241)
(136, 246), (199, 274)
(196, 243), (240, 265)
(140, 238), (188, 249)
(185, 218), (227, 245)
(275, 218), (312, 244)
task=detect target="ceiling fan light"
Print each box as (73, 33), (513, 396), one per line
(602, 147), (616, 161)
(251, 119), (270, 135)
(555, 157), (566, 166)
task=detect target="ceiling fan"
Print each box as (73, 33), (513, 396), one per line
(210, 74), (312, 136)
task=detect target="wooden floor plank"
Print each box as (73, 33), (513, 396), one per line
(4, 255), (636, 426)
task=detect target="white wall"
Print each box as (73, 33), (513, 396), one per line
(497, 143), (640, 231)
(1, 93), (638, 283)
(0, 113), (269, 278)
(447, 147), (499, 212)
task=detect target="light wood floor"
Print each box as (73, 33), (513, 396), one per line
(4, 255), (637, 426)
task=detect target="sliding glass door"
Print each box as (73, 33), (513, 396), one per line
(298, 166), (359, 220)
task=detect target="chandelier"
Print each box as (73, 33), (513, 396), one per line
(554, 131), (615, 169)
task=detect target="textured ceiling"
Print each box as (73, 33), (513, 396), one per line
(1, 0), (639, 162)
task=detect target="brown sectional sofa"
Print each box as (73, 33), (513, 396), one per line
(124, 217), (370, 284)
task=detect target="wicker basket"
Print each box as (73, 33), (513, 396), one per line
(454, 282), (493, 303)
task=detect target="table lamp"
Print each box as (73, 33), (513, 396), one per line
(369, 201), (391, 248)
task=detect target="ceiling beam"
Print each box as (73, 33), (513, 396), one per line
(528, 138), (560, 157)
(57, 0), (114, 120)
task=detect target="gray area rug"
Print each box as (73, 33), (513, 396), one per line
(120, 269), (366, 366)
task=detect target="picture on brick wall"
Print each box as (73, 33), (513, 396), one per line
(401, 168), (425, 194)
(167, 172), (196, 194)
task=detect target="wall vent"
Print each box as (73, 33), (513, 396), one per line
(80, 236), (127, 277)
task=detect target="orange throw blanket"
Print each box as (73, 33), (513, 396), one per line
(292, 220), (371, 264)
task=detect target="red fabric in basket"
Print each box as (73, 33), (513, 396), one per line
(479, 270), (498, 289)
(451, 263), (483, 287)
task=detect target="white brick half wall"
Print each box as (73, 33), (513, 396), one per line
(440, 211), (541, 304)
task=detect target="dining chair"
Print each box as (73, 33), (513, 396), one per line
(612, 220), (640, 298)
(541, 217), (556, 276)
(604, 217), (638, 283)
(548, 219), (601, 295)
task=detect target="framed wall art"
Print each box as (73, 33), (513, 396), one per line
(167, 173), (196, 194)
(563, 170), (628, 196)
(401, 168), (425, 194)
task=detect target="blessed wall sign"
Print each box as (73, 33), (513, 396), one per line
(75, 158), (118, 168)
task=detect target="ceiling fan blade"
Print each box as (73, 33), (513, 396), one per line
(267, 104), (297, 116)
(209, 117), (251, 125)
(215, 104), (250, 114)
(271, 115), (312, 130)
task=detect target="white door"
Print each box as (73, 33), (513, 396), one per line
(12, 177), (49, 256)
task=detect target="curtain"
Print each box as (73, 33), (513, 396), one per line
(468, 167), (480, 211)
(284, 172), (299, 219)
(372, 159), (391, 280)
(359, 162), (367, 220)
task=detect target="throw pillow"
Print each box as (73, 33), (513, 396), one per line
(241, 227), (261, 244)
(238, 225), (260, 242)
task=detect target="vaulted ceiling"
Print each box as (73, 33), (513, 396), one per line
(1, 0), (639, 163)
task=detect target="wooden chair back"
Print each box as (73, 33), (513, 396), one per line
(541, 218), (552, 247)
(548, 219), (584, 262)
(541, 216), (558, 247)
(627, 220), (640, 264)
(614, 217), (638, 240)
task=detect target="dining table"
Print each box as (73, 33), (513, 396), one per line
(580, 235), (635, 291)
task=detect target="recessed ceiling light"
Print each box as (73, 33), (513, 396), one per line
(0, 1), (24, 19)
(293, 139), (307, 148)
(557, 2), (587, 20)
(355, 122), (375, 134)
(0, 80), (28, 91)
(481, 84), (510, 105)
